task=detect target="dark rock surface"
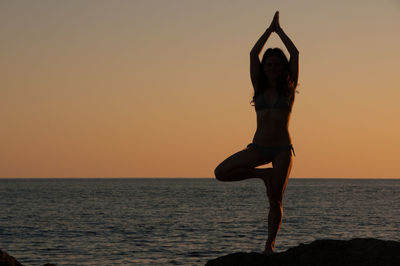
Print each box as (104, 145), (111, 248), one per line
(206, 238), (400, 266)
(0, 250), (22, 266)
(0, 250), (56, 266)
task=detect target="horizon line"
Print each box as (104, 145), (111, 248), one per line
(0, 177), (399, 180)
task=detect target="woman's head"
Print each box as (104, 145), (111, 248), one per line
(250, 48), (296, 107)
(258, 47), (296, 96)
(261, 48), (290, 83)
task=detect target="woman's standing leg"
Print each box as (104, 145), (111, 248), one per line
(263, 149), (293, 254)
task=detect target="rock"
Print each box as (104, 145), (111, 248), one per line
(206, 252), (269, 266)
(0, 250), (57, 266)
(0, 250), (23, 266)
(206, 238), (400, 266)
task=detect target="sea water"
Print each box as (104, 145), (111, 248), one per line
(0, 178), (399, 265)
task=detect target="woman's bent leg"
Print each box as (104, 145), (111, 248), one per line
(214, 146), (273, 182)
(217, 167), (274, 182)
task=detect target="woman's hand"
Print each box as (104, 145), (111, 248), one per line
(274, 11), (282, 33)
(269, 11), (282, 33)
(268, 11), (278, 31)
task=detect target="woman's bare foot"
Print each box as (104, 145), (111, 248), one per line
(262, 248), (274, 256)
(263, 242), (275, 255)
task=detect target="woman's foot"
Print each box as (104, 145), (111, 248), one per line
(260, 175), (269, 187)
(262, 248), (274, 256)
(263, 242), (275, 256)
(257, 167), (274, 187)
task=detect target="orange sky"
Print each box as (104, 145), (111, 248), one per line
(1, 1), (399, 178)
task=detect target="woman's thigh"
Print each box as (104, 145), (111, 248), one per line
(215, 145), (272, 176)
(266, 149), (293, 201)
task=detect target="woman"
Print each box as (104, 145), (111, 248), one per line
(214, 11), (299, 255)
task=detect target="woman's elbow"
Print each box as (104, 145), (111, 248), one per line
(250, 49), (258, 56)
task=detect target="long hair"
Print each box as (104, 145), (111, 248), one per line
(250, 48), (296, 107)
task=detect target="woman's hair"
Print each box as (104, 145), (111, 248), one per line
(250, 48), (296, 107)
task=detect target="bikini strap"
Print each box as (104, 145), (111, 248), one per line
(290, 144), (296, 157)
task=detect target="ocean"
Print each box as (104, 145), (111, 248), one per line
(0, 178), (399, 265)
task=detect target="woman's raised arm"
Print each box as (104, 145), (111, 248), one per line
(250, 13), (277, 90)
(274, 12), (299, 85)
(250, 27), (273, 57)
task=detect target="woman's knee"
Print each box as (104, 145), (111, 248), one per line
(214, 161), (238, 181)
(214, 148), (262, 181)
(214, 164), (229, 181)
(214, 167), (221, 180)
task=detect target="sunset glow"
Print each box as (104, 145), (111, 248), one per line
(1, 1), (399, 178)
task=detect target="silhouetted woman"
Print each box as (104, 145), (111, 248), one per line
(214, 11), (299, 255)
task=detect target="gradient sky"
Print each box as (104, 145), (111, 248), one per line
(1, 0), (399, 178)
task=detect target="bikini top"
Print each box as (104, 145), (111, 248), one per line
(255, 90), (293, 112)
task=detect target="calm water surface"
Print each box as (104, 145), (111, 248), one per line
(0, 178), (399, 265)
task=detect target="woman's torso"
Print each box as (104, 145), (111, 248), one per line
(252, 89), (294, 146)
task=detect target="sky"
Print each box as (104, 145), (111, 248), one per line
(1, 0), (399, 178)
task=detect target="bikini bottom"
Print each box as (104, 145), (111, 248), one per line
(246, 143), (295, 161)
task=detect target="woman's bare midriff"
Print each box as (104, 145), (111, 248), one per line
(252, 109), (292, 146)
